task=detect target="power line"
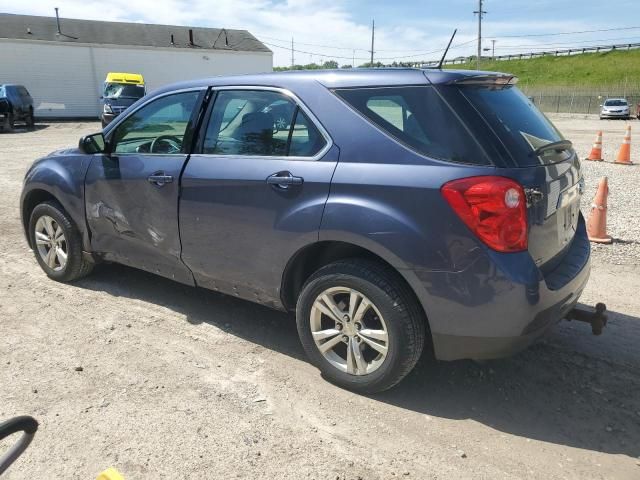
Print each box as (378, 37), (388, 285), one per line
(262, 38), (477, 62)
(494, 35), (640, 50)
(491, 26), (640, 39)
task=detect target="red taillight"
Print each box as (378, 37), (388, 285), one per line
(441, 176), (528, 253)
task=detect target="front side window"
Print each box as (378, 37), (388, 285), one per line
(112, 91), (201, 154)
(203, 90), (326, 157)
(335, 86), (487, 165)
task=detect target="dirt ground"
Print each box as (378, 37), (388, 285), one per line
(1, 117), (639, 480)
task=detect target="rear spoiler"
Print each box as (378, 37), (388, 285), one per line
(447, 74), (518, 87)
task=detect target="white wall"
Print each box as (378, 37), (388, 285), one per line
(0, 39), (273, 118)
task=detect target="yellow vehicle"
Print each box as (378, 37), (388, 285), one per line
(101, 72), (146, 128)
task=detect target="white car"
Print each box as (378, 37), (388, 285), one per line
(600, 98), (630, 119)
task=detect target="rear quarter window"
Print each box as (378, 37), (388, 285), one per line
(334, 86), (490, 165)
(446, 84), (567, 166)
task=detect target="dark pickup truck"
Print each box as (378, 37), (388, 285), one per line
(0, 84), (35, 132)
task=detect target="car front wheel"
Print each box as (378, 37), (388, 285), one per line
(28, 201), (94, 282)
(296, 259), (426, 393)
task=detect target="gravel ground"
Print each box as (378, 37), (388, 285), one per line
(0, 119), (639, 480)
(548, 114), (640, 266)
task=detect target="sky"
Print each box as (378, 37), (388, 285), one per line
(1, 0), (640, 66)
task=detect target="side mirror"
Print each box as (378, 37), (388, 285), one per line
(79, 132), (106, 154)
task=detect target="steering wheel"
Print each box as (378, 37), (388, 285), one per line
(150, 135), (182, 154)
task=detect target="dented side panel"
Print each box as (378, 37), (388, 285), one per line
(84, 153), (195, 285)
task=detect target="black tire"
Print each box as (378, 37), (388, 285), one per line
(28, 201), (93, 282)
(296, 259), (426, 393)
(26, 110), (35, 129)
(7, 112), (15, 132)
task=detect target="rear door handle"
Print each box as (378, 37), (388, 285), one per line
(147, 172), (174, 186)
(266, 171), (304, 188)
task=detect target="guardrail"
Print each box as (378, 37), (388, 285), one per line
(421, 42), (640, 67)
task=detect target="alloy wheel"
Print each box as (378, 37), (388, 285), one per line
(310, 287), (389, 376)
(34, 215), (68, 271)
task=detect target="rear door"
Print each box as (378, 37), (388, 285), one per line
(439, 82), (583, 268)
(179, 87), (338, 306)
(85, 89), (205, 284)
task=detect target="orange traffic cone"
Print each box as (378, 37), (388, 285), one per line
(587, 177), (613, 244)
(585, 131), (604, 161)
(615, 125), (633, 165)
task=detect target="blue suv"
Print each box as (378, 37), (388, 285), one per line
(20, 69), (590, 392)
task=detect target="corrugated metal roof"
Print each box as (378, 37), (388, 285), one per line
(0, 13), (271, 53)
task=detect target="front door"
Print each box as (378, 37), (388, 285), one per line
(85, 89), (204, 284)
(179, 88), (338, 306)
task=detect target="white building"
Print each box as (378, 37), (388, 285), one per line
(0, 13), (273, 118)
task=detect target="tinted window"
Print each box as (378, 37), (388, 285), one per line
(18, 87), (30, 98)
(203, 90), (326, 157)
(455, 85), (566, 165)
(289, 110), (326, 157)
(335, 86), (487, 165)
(113, 91), (200, 154)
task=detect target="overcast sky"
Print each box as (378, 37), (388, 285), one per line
(2, 0), (640, 66)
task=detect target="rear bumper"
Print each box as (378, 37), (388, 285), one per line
(413, 216), (591, 361)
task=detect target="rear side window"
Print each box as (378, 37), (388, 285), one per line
(203, 90), (326, 157)
(334, 86), (489, 165)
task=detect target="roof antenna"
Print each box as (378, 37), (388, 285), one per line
(54, 7), (61, 35)
(435, 29), (457, 69)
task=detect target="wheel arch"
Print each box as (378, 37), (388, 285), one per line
(280, 240), (433, 344)
(21, 188), (63, 248)
(21, 185), (89, 252)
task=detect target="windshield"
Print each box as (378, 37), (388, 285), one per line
(104, 83), (145, 99)
(604, 99), (627, 106)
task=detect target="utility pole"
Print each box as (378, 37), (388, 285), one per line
(353, 49), (356, 68)
(491, 39), (496, 59)
(291, 37), (295, 67)
(474, 0), (486, 70)
(370, 19), (375, 66)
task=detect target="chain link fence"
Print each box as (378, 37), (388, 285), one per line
(520, 83), (640, 115)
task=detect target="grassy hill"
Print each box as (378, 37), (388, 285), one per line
(444, 49), (640, 88)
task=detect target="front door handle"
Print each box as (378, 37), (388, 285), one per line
(147, 172), (174, 187)
(266, 171), (304, 188)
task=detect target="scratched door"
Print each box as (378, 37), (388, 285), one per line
(84, 89), (204, 285)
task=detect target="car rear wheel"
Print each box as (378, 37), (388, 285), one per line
(6, 112), (15, 132)
(26, 110), (35, 129)
(296, 259), (426, 393)
(29, 201), (93, 282)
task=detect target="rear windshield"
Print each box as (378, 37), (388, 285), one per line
(449, 85), (568, 166)
(334, 86), (490, 165)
